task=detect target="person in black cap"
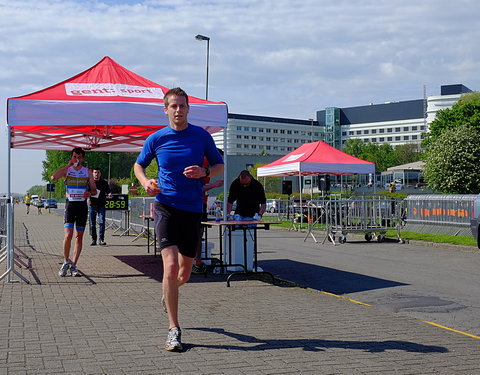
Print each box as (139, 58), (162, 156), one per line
(226, 170), (266, 218)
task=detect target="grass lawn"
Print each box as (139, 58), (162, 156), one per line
(264, 218), (478, 247)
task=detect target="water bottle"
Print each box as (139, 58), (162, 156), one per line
(215, 204), (222, 222)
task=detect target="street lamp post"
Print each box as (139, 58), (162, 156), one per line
(195, 34), (210, 100)
(107, 152), (111, 183)
(309, 118), (314, 142)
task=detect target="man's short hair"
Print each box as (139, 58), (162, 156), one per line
(92, 168), (101, 172)
(239, 170), (251, 179)
(71, 147), (85, 157)
(164, 87), (189, 107)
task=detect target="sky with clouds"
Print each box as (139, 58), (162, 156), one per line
(1, 0), (479, 194)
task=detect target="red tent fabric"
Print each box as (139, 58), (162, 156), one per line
(7, 56), (228, 152)
(257, 141), (375, 177)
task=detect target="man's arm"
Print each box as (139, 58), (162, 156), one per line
(51, 157), (75, 181)
(86, 169), (97, 198)
(258, 203), (266, 216)
(203, 179), (223, 193)
(134, 162), (160, 197)
(183, 163), (224, 179)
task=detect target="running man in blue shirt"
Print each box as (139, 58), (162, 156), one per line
(134, 87), (224, 352)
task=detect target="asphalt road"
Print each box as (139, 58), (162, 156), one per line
(255, 228), (480, 337)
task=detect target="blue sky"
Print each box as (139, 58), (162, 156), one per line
(1, 0), (480, 194)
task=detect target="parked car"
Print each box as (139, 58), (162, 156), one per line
(266, 199), (286, 213)
(33, 199), (44, 207)
(470, 194), (480, 248)
(44, 198), (58, 209)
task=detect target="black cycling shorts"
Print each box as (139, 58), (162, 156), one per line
(64, 200), (88, 231)
(154, 202), (202, 258)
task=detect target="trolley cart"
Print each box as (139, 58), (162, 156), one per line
(323, 196), (404, 245)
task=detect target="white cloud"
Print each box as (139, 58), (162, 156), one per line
(1, 0), (480, 193)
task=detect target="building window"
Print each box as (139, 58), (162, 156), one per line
(243, 127), (249, 131)
(371, 129), (377, 134)
(356, 130), (362, 135)
(259, 128), (264, 132)
(294, 139), (299, 143)
(412, 135), (418, 140)
(412, 126), (418, 131)
(287, 130), (292, 134)
(387, 137), (393, 141)
(273, 129), (278, 133)
(363, 139), (369, 143)
(266, 129), (271, 133)
(379, 137), (384, 142)
(236, 135), (242, 139)
(349, 131), (354, 135)
(266, 146), (271, 150)
(371, 138), (377, 142)
(342, 131), (347, 136)
(266, 137), (271, 141)
(395, 136), (401, 141)
(403, 135), (410, 140)
(403, 126), (409, 131)
(379, 129), (385, 133)
(395, 127), (401, 132)
(363, 130), (369, 135)
(420, 125), (426, 130)
(252, 145), (257, 149)
(280, 129), (285, 134)
(236, 126), (242, 131)
(251, 127), (257, 132)
(244, 135), (249, 139)
(387, 128), (393, 133)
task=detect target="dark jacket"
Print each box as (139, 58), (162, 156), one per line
(89, 178), (111, 207)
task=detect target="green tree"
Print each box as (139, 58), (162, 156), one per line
(251, 163), (281, 194)
(343, 139), (397, 172)
(424, 92), (480, 147)
(342, 138), (364, 158)
(42, 150), (139, 198)
(393, 143), (423, 166)
(423, 124), (480, 193)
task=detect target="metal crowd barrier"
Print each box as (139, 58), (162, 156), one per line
(0, 196), (30, 283)
(403, 194), (477, 236)
(106, 197), (155, 239)
(323, 196), (404, 245)
(0, 197), (7, 250)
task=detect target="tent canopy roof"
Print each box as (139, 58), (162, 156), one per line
(257, 141), (375, 177)
(7, 56), (227, 152)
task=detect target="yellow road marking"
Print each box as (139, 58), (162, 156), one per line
(318, 290), (480, 339)
(421, 320), (480, 340)
(320, 291), (373, 307)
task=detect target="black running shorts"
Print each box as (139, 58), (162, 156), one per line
(64, 200), (88, 231)
(153, 202), (202, 258)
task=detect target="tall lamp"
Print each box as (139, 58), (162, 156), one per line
(195, 34), (210, 100)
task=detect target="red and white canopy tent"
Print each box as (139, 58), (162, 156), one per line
(3, 56), (228, 282)
(7, 56), (227, 152)
(257, 141), (375, 217)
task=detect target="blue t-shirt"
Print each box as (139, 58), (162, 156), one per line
(136, 124), (224, 213)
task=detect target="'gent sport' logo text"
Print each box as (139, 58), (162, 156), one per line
(65, 83), (165, 99)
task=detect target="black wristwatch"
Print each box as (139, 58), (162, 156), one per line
(204, 167), (210, 178)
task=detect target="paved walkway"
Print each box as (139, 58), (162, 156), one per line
(1, 207), (479, 374)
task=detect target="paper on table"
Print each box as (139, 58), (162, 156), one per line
(91, 189), (100, 198)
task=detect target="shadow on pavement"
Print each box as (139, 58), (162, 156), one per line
(259, 259), (408, 294)
(188, 327), (448, 353)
